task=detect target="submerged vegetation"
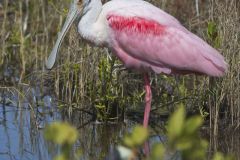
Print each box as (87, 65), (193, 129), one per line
(0, 0), (239, 159)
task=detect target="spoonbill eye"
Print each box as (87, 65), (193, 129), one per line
(77, 0), (83, 6)
(77, 0), (84, 9)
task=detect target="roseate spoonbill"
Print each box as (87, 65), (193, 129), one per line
(46, 0), (227, 128)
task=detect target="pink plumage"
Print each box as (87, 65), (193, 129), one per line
(107, 14), (227, 77)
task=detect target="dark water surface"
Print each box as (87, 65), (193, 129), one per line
(0, 86), (239, 160)
(0, 86), (139, 160)
(0, 87), (59, 160)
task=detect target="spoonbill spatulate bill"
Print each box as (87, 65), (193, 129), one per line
(46, 0), (227, 128)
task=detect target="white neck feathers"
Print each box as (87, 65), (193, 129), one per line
(78, 0), (103, 44)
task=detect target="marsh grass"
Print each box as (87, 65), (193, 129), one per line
(0, 0), (239, 156)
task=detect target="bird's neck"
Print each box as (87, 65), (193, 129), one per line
(78, 0), (102, 42)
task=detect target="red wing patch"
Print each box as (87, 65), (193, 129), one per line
(107, 14), (166, 35)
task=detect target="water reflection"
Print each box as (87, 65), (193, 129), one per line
(0, 105), (51, 159)
(0, 87), (60, 160)
(0, 87), (239, 160)
(0, 87), (137, 160)
(0, 103), (136, 160)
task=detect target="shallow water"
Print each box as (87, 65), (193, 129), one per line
(0, 86), (138, 160)
(0, 105), (55, 160)
(0, 87), (59, 160)
(0, 86), (239, 160)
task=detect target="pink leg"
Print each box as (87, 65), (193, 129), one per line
(143, 73), (152, 156)
(143, 73), (152, 128)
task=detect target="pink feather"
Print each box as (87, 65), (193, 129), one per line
(107, 14), (227, 76)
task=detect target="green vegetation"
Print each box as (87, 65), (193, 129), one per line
(44, 106), (235, 159)
(0, 0), (239, 159)
(123, 125), (149, 148)
(149, 105), (235, 160)
(164, 105), (208, 160)
(44, 122), (81, 160)
(122, 105), (235, 160)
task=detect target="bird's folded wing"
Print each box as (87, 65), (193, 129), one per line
(107, 14), (227, 76)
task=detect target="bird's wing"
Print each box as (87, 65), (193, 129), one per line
(104, 0), (187, 32)
(106, 7), (227, 76)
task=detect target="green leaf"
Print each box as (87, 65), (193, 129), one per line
(131, 125), (149, 146)
(167, 104), (185, 140)
(207, 21), (217, 39)
(95, 104), (106, 109)
(150, 143), (165, 160)
(184, 116), (203, 135)
(207, 22), (214, 37)
(212, 152), (235, 160)
(123, 125), (148, 148)
(182, 139), (208, 160)
(175, 138), (192, 150)
(44, 122), (78, 145)
(212, 152), (225, 160)
(54, 154), (66, 160)
(123, 136), (135, 148)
